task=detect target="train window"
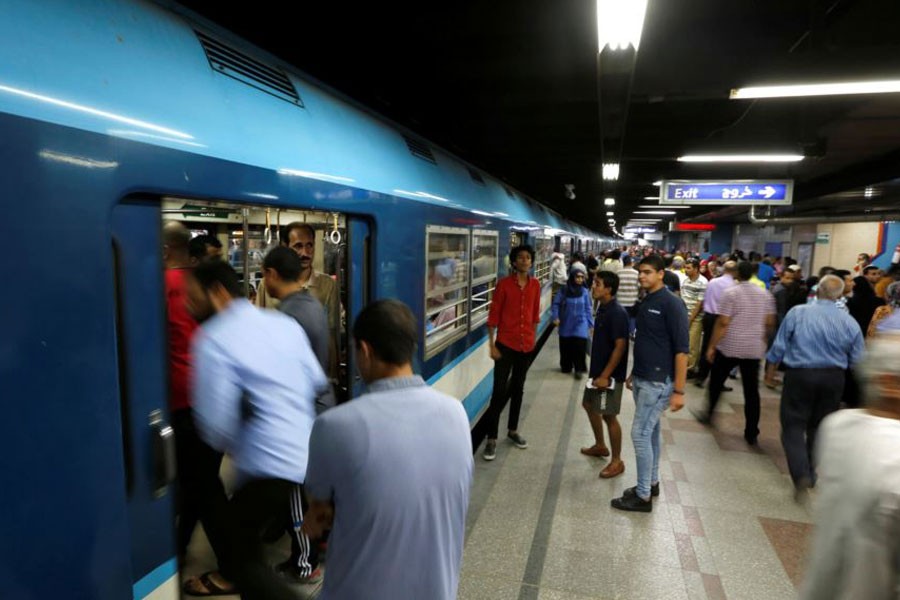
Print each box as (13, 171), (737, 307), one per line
(424, 225), (470, 358)
(533, 235), (553, 286)
(470, 230), (499, 329)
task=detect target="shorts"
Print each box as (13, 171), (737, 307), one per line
(584, 381), (624, 415)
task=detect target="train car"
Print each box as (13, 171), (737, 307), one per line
(0, 0), (609, 597)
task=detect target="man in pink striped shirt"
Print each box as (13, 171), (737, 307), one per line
(692, 261), (775, 445)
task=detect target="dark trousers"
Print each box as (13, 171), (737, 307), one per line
(842, 368), (860, 408)
(172, 409), (229, 563)
(559, 336), (588, 373)
(779, 368), (845, 487)
(484, 342), (530, 439)
(225, 479), (319, 600)
(707, 352), (761, 441)
(695, 312), (718, 380)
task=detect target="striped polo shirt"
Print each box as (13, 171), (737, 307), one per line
(715, 282), (775, 359)
(616, 266), (640, 308)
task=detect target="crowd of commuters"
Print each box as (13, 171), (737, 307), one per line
(164, 220), (899, 598)
(164, 221), (473, 599)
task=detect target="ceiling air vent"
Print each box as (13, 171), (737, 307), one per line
(467, 167), (485, 185)
(403, 135), (437, 164)
(195, 30), (303, 107)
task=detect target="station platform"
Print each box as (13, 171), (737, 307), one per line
(459, 335), (814, 600)
(181, 334), (814, 600)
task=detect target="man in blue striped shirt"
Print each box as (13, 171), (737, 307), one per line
(187, 261), (329, 596)
(765, 275), (865, 500)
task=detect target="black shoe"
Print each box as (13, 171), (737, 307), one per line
(690, 407), (712, 426)
(623, 483), (659, 498)
(722, 385), (733, 392)
(507, 432), (528, 449)
(744, 433), (758, 446)
(611, 493), (652, 512)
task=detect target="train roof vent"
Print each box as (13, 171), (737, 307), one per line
(467, 167), (485, 185)
(403, 135), (437, 164)
(195, 30), (303, 107)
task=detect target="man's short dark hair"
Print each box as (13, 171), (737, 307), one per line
(639, 254), (665, 272)
(192, 260), (243, 298)
(737, 261), (754, 281)
(353, 299), (417, 365)
(834, 269), (852, 280)
(280, 222), (316, 246)
(863, 265), (880, 275)
(189, 234), (222, 260)
(509, 244), (535, 265)
(263, 246), (303, 281)
(609, 249), (621, 260)
(596, 270), (619, 296)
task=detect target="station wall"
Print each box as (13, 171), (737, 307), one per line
(811, 222), (881, 273)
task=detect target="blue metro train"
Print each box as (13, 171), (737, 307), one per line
(0, 0), (609, 597)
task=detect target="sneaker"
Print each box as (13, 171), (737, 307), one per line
(275, 562), (323, 585)
(623, 483), (659, 498)
(611, 493), (652, 512)
(483, 440), (497, 461)
(507, 432), (528, 449)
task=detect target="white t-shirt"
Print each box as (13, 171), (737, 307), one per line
(801, 409), (900, 600)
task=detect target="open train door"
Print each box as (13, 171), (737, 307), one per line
(345, 216), (372, 399)
(111, 199), (178, 599)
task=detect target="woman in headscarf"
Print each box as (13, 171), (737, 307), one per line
(867, 280), (900, 338)
(699, 259), (712, 280)
(552, 263), (594, 375)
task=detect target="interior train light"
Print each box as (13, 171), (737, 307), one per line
(602, 163), (620, 180)
(634, 210), (676, 215)
(597, 0), (648, 52)
(604, 197), (616, 206)
(730, 80), (900, 99)
(677, 154), (804, 163)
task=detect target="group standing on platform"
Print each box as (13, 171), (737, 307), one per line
(163, 217), (900, 598)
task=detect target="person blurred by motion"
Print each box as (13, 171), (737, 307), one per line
(867, 281), (900, 338)
(189, 233), (224, 265)
(611, 255), (688, 512)
(765, 275), (865, 501)
(302, 300), (473, 600)
(694, 261), (775, 445)
(694, 261), (737, 388)
(581, 271), (629, 479)
(799, 334), (900, 600)
(550, 250), (568, 296)
(480, 245), (541, 460)
(186, 261), (329, 597)
(552, 263), (594, 376)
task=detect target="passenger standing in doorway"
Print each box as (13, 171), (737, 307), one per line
(611, 255), (688, 512)
(550, 250), (567, 297)
(263, 246), (335, 415)
(189, 234), (223, 265)
(581, 271), (629, 480)
(161, 222), (230, 582)
(302, 300), (473, 600)
(552, 263), (594, 376)
(257, 222), (340, 380)
(694, 261), (775, 445)
(482, 245), (541, 461)
(764, 275), (865, 501)
(186, 261), (329, 597)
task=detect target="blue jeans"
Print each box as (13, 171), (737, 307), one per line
(631, 376), (672, 500)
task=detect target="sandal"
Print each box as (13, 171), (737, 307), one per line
(183, 572), (238, 597)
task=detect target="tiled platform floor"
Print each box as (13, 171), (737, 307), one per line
(460, 336), (814, 600)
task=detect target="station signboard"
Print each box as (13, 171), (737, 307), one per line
(660, 180), (793, 205)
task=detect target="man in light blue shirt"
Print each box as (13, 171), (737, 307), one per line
(302, 300), (473, 600)
(765, 275), (865, 501)
(187, 261), (328, 597)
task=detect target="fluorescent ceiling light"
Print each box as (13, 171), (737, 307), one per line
(677, 154), (804, 163)
(602, 163), (620, 180)
(643, 195), (660, 200)
(652, 181), (662, 186)
(606, 211), (615, 216)
(638, 205), (690, 209)
(730, 80), (900, 100)
(597, 0), (648, 52)
(604, 197), (616, 206)
(634, 210), (676, 215)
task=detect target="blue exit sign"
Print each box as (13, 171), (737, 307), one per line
(660, 180), (793, 205)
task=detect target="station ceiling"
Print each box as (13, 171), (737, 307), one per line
(176, 0), (900, 235)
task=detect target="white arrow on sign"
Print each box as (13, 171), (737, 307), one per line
(759, 186), (777, 199)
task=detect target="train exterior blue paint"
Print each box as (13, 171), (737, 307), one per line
(0, 1), (608, 597)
